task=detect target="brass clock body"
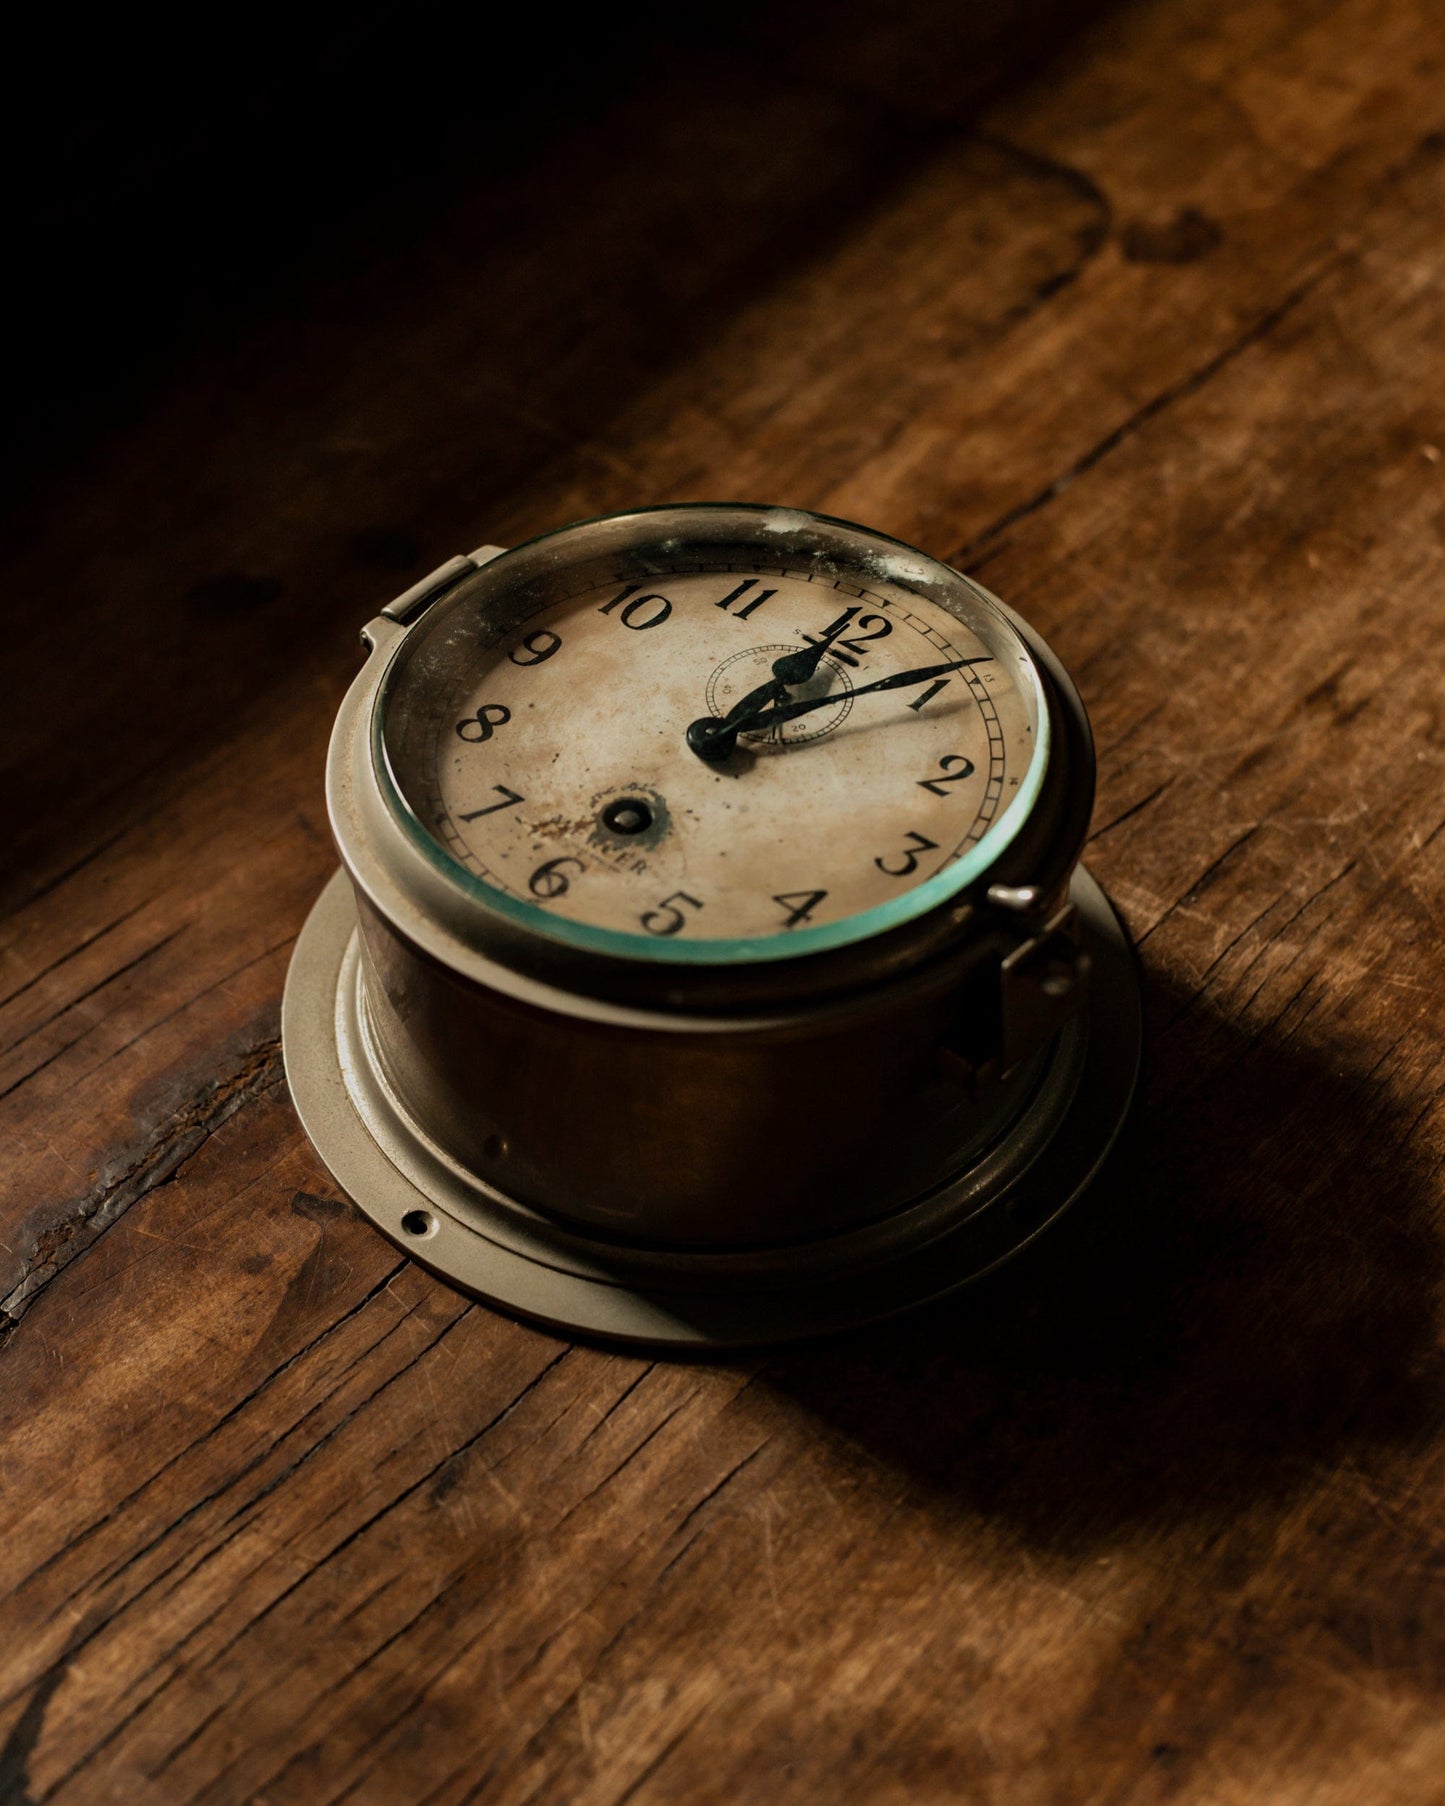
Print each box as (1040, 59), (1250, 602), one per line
(283, 505), (1141, 1347)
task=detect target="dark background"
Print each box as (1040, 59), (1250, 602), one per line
(3, 0), (1117, 895)
(6, 1), (1111, 492)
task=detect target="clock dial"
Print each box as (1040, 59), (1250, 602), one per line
(379, 517), (1048, 950)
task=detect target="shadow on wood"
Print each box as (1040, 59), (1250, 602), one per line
(762, 969), (1444, 1546)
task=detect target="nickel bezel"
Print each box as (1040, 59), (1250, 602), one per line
(330, 505), (1094, 1016)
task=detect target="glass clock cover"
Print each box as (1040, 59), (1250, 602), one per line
(376, 507), (1049, 962)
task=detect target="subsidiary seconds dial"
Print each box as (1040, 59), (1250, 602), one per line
(379, 525), (1048, 953)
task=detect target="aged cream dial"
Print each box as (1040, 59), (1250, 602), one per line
(381, 549), (1046, 952)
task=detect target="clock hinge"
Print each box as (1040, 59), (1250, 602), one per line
(368, 543), (509, 639)
(997, 902), (1091, 1072)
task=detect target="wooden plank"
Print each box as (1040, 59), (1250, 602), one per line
(3, 0), (1445, 1800)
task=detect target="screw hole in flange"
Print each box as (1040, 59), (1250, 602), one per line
(401, 1209), (436, 1238)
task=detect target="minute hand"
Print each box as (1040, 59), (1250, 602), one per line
(743, 655), (993, 735)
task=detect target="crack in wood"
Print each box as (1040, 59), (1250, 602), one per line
(665, 1441), (772, 1557)
(0, 899), (153, 1015)
(73, 934), (296, 1088)
(39, 1310), (537, 1800)
(0, 1257), (413, 1626)
(952, 265), (1336, 566)
(0, 1037), (283, 1335)
(2, 825), (135, 919)
(0, 925), (188, 1063)
(570, 1363), (657, 1461)
(612, 1706), (708, 1806)
(1088, 777), (1177, 843)
(552, 1397), (697, 1534)
(1136, 826), (1264, 947)
(145, 1343), (574, 1805)
(260, 1381), (722, 1804)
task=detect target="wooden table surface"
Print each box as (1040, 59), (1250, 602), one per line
(5, 1), (1445, 1799)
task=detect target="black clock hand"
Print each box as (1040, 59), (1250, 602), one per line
(768, 610), (860, 688)
(751, 655), (993, 728)
(686, 609), (861, 759)
(691, 655), (992, 759)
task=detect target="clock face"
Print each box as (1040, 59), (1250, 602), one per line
(377, 509), (1049, 959)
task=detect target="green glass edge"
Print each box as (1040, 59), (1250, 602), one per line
(372, 508), (1052, 967)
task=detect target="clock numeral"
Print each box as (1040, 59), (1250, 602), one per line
(529, 856), (584, 900)
(460, 786), (524, 821)
(773, 889), (827, 929)
(805, 608), (892, 666)
(599, 584), (672, 630)
(908, 678), (950, 712)
(509, 629), (561, 666)
(641, 890), (703, 937)
(875, 831), (939, 878)
(917, 754), (975, 796)
(716, 579), (776, 620)
(456, 703), (511, 743)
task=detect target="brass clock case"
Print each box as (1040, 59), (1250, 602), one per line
(282, 506), (1143, 1347)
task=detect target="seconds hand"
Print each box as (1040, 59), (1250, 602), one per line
(687, 653), (993, 762)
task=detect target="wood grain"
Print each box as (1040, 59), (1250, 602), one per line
(3, 0), (1445, 1799)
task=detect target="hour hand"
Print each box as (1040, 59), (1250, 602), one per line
(687, 609), (861, 762)
(686, 684), (783, 760)
(768, 611), (858, 688)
